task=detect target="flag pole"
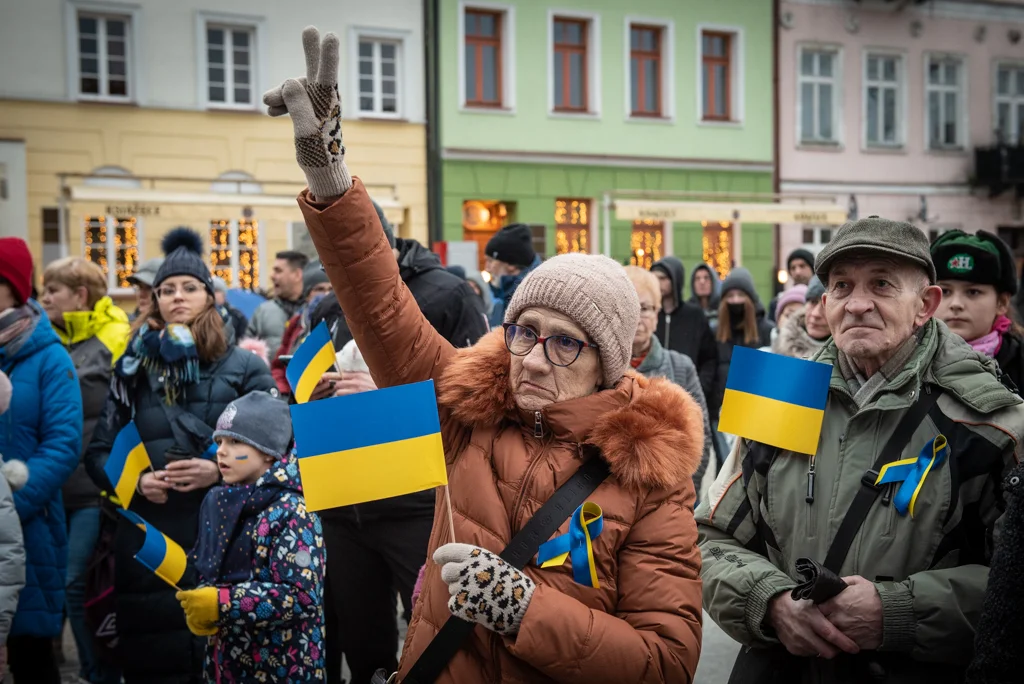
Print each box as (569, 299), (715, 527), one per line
(443, 485), (456, 542)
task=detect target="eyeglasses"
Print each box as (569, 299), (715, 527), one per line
(639, 304), (658, 317)
(503, 323), (599, 367)
(156, 283), (204, 299)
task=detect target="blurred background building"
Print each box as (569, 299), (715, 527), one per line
(0, 0), (425, 302)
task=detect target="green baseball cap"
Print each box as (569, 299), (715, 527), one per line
(814, 216), (936, 284)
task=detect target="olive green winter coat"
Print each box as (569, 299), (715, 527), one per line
(697, 319), (1024, 683)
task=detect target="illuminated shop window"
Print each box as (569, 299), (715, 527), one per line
(209, 219), (260, 291)
(84, 215), (139, 290)
(629, 219), (664, 269)
(701, 220), (733, 280)
(555, 198), (590, 254)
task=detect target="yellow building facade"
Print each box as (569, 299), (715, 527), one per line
(0, 99), (425, 303)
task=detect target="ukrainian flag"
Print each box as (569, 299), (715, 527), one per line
(104, 421), (151, 508)
(718, 346), (832, 455)
(286, 321), (337, 404)
(118, 509), (188, 590)
(290, 379), (448, 512)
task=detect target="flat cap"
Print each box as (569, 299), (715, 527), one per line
(814, 216), (936, 284)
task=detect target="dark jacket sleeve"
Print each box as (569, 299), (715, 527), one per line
(696, 317), (720, 418)
(240, 351), (277, 395)
(83, 393), (131, 492)
(441, 282), (488, 348)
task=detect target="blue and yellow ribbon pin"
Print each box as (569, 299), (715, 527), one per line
(874, 434), (949, 518)
(536, 502), (603, 588)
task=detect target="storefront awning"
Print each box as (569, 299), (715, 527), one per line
(614, 199), (849, 225)
(67, 185), (406, 226)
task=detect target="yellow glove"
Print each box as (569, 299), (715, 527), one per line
(176, 587), (220, 636)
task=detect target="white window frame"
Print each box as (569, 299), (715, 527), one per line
(993, 60), (1024, 145)
(796, 44), (842, 145)
(64, 1), (141, 103)
(546, 9), (602, 119)
(348, 27), (412, 120)
(695, 23), (745, 127)
(457, 1), (517, 114)
(81, 215), (143, 296)
(195, 12), (266, 111)
(208, 218), (266, 291)
(800, 226), (833, 254)
(862, 50), (906, 149)
(623, 16), (675, 123)
(924, 53), (967, 151)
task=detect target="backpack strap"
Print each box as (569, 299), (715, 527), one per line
(822, 384), (942, 574)
(403, 453), (612, 684)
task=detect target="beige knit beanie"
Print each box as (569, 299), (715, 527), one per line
(504, 253), (640, 387)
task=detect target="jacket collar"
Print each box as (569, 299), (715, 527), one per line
(634, 335), (666, 374)
(58, 296), (130, 355)
(437, 330), (704, 491)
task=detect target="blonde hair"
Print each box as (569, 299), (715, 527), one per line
(42, 257), (107, 308)
(624, 266), (661, 309)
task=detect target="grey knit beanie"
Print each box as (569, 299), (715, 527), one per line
(213, 391), (292, 460)
(504, 253), (639, 387)
(805, 275), (826, 303)
(720, 267), (760, 304)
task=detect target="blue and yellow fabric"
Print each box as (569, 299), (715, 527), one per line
(286, 320), (336, 403)
(536, 502), (603, 588)
(875, 435), (949, 518)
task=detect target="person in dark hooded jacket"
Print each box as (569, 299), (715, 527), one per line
(650, 256), (719, 417)
(689, 262), (722, 326)
(304, 232), (487, 684)
(84, 228), (275, 684)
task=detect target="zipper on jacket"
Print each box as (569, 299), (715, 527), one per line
(533, 411), (543, 438)
(664, 314), (672, 349)
(510, 412), (549, 534)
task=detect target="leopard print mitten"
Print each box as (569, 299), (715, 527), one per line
(434, 543), (536, 636)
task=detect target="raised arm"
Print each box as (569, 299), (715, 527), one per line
(266, 26), (456, 389)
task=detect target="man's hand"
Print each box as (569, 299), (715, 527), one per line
(769, 591), (861, 658)
(139, 471), (173, 504)
(333, 371), (377, 396)
(262, 26), (351, 200)
(819, 575), (883, 650)
(164, 459), (221, 492)
(309, 372), (342, 402)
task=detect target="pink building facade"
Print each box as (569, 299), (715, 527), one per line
(779, 0), (1024, 274)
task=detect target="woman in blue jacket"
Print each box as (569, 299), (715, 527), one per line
(0, 237), (83, 684)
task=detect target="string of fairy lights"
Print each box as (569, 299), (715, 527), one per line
(84, 216), (259, 292)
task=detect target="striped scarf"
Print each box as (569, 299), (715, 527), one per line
(113, 323), (200, 405)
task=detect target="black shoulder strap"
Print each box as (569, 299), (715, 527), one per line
(404, 454), (611, 684)
(822, 384), (942, 574)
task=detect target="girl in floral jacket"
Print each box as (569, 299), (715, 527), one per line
(175, 391), (325, 683)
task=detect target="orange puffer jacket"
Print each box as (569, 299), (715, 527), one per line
(299, 180), (705, 683)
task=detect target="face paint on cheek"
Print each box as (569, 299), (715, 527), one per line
(234, 455), (249, 461)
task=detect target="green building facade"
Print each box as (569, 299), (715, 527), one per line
(439, 0), (776, 298)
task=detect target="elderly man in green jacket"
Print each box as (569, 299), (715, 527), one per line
(697, 217), (1024, 684)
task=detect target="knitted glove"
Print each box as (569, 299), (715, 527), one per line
(263, 26), (352, 200)
(176, 587), (220, 636)
(434, 543), (535, 636)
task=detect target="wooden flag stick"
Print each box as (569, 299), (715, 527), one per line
(443, 484), (456, 542)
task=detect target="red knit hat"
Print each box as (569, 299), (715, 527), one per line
(0, 237), (34, 306)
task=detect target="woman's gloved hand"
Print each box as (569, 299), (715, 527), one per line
(176, 586), (220, 636)
(263, 26), (351, 201)
(434, 543), (535, 636)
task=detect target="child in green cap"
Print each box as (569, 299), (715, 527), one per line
(931, 229), (1024, 390)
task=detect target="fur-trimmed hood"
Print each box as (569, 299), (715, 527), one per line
(773, 308), (826, 360)
(437, 330), (704, 491)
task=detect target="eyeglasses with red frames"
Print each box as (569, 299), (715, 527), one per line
(503, 323), (599, 367)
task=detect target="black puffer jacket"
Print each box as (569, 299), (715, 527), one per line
(84, 334), (275, 684)
(312, 238), (487, 523)
(966, 462), (1024, 684)
(995, 330), (1024, 395)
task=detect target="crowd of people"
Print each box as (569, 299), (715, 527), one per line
(1, 24), (1024, 684)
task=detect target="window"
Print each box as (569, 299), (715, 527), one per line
(77, 13), (131, 99)
(555, 199), (590, 254)
(463, 200), (511, 271)
(553, 18), (588, 112)
(630, 25), (662, 117)
(630, 220), (664, 269)
(358, 39), (400, 116)
(864, 53), (903, 147)
(702, 220), (733, 280)
(209, 219), (260, 291)
(206, 25), (254, 107)
(464, 9), (503, 107)
(926, 56), (964, 149)
(802, 226), (833, 251)
(798, 47), (839, 143)
(83, 215), (139, 290)
(995, 64), (1024, 144)
(701, 31), (732, 120)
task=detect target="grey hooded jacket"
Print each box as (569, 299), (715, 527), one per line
(0, 459), (27, 645)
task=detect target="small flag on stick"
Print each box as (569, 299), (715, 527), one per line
(290, 379), (448, 512)
(104, 422), (151, 508)
(718, 346), (832, 455)
(118, 509), (188, 590)
(286, 321), (337, 404)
